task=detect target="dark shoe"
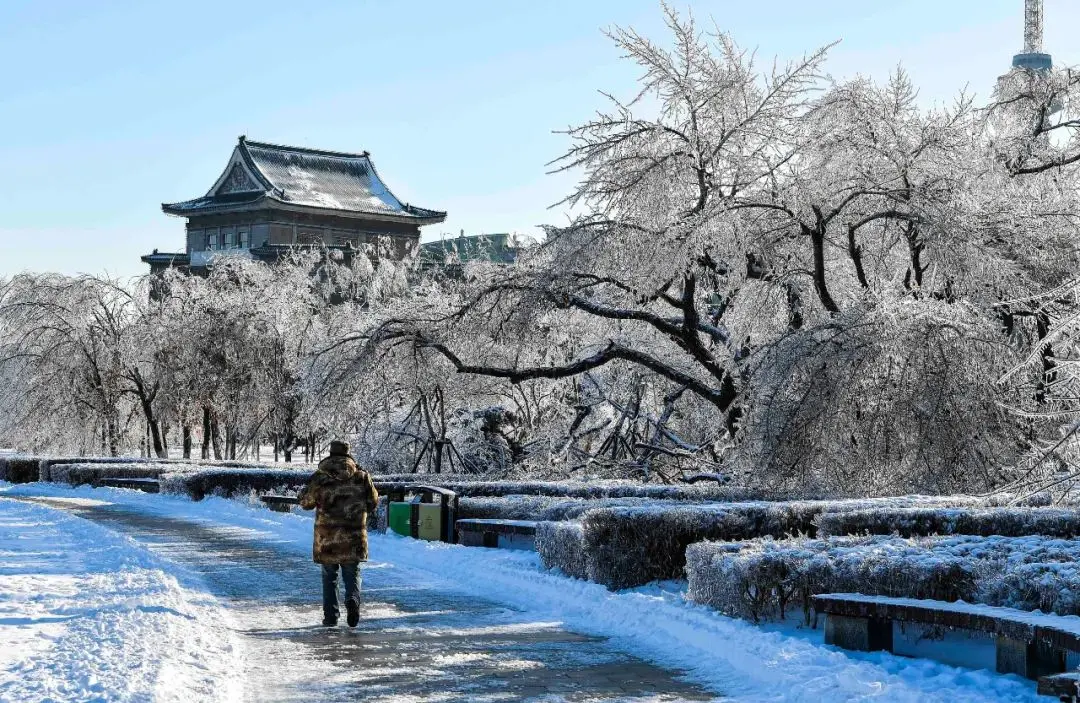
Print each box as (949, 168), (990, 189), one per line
(346, 599), (360, 628)
(322, 617), (338, 627)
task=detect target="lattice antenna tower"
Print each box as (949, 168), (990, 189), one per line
(1013, 0), (1052, 71)
(1024, 0), (1043, 53)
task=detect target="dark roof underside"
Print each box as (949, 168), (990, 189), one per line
(161, 191), (265, 215)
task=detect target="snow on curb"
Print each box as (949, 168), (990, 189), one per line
(0, 494), (243, 703)
(1, 482), (1043, 702)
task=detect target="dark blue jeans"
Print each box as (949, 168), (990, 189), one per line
(321, 562), (361, 621)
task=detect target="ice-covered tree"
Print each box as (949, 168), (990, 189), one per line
(363, 6), (1080, 493)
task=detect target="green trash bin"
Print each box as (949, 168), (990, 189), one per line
(388, 500), (414, 537)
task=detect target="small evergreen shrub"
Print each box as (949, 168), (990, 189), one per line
(686, 537), (978, 623)
(536, 521), (588, 580)
(815, 506), (1080, 538)
(48, 462), (189, 486)
(161, 468), (314, 500)
(0, 457), (43, 483)
(580, 496), (983, 590)
(456, 495), (660, 521)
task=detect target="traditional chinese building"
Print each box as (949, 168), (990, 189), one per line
(143, 136), (446, 274)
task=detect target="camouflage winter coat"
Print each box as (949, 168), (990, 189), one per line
(298, 455), (379, 564)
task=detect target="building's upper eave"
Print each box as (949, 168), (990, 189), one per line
(161, 136), (446, 224)
(140, 251), (190, 265)
(161, 191), (267, 216)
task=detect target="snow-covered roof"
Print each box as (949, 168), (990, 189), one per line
(162, 136), (446, 224)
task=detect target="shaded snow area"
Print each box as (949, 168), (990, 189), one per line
(1, 483), (1048, 702)
(0, 496), (241, 703)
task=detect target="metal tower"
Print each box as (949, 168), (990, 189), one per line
(1013, 0), (1052, 71)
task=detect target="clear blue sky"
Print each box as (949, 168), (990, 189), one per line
(0, 0), (1076, 278)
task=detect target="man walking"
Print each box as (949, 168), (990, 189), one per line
(298, 440), (379, 627)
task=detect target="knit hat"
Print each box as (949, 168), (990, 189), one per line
(329, 440), (350, 457)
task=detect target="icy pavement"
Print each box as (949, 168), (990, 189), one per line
(7, 493), (713, 702)
(0, 483), (1049, 702)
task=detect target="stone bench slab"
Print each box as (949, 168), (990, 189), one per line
(94, 478), (161, 493)
(814, 593), (1080, 681)
(456, 519), (538, 551)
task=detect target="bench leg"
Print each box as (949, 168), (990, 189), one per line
(996, 636), (1066, 680)
(825, 615), (893, 652)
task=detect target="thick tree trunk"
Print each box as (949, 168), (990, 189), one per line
(141, 409), (166, 459)
(182, 425), (192, 459)
(807, 222), (839, 313)
(131, 374), (166, 459)
(1036, 312), (1058, 405)
(201, 407), (211, 460)
(106, 411), (120, 458)
(210, 416), (223, 460)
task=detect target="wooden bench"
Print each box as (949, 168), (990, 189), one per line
(814, 593), (1080, 684)
(259, 495), (300, 512)
(93, 478), (160, 493)
(455, 519), (537, 551)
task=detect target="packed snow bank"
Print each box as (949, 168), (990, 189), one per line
(0, 495), (242, 703)
(0, 483), (1042, 702)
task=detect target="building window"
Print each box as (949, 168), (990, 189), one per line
(224, 229), (236, 248)
(238, 228), (249, 249)
(297, 229), (322, 245)
(207, 231), (219, 250)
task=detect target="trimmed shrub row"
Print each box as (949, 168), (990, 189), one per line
(814, 506), (1080, 538)
(577, 496), (983, 589)
(373, 479), (763, 501)
(48, 462), (183, 487)
(36, 456), (315, 483)
(37, 457), (186, 482)
(686, 533), (1080, 622)
(0, 456), (42, 483)
(535, 521), (587, 580)
(686, 537), (976, 623)
(160, 468), (314, 500)
(455, 495), (660, 522)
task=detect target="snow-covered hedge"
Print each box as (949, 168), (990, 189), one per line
(37, 457), (184, 483)
(161, 467), (314, 500)
(814, 506), (1080, 538)
(579, 496), (985, 590)
(686, 537), (977, 623)
(535, 521), (587, 580)
(375, 479), (761, 501)
(456, 495), (661, 522)
(49, 462), (182, 486)
(0, 456), (41, 483)
(37, 457), (307, 483)
(580, 503), (817, 589)
(686, 533), (1080, 622)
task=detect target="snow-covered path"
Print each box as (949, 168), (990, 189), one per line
(0, 497), (242, 702)
(0, 483), (1051, 702)
(5, 492), (713, 702)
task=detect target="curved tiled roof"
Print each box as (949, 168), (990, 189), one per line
(163, 137), (446, 223)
